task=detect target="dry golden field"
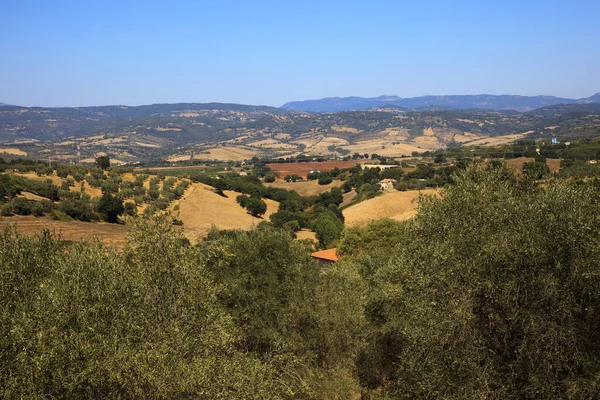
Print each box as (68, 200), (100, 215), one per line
(267, 161), (358, 179)
(0, 215), (129, 246)
(505, 157), (561, 174)
(295, 229), (317, 242)
(0, 148), (28, 156)
(342, 189), (439, 227)
(172, 182), (279, 241)
(465, 131), (534, 147)
(266, 179), (343, 197)
(193, 146), (258, 161)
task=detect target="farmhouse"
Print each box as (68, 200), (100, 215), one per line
(378, 178), (396, 190)
(311, 248), (339, 266)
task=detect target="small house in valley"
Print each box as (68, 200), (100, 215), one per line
(378, 178), (396, 190)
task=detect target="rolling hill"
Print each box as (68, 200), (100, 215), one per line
(282, 93), (600, 112)
(1, 99), (599, 164)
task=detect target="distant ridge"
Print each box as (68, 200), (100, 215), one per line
(281, 93), (600, 113)
(0, 102), (13, 107)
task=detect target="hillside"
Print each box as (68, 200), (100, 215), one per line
(282, 93), (600, 112)
(1, 100), (599, 164)
(342, 189), (438, 227)
(173, 182), (279, 241)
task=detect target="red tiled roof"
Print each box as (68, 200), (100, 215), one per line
(311, 248), (339, 262)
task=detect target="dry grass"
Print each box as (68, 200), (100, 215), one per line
(466, 131), (533, 147)
(295, 229), (316, 242)
(0, 215), (129, 246)
(266, 179), (343, 197)
(172, 183), (279, 242)
(194, 146), (258, 161)
(344, 139), (429, 156)
(167, 154), (193, 162)
(267, 161), (358, 179)
(453, 132), (480, 143)
(18, 192), (49, 201)
(331, 126), (361, 133)
(546, 158), (561, 173)
(0, 148), (27, 156)
(505, 157), (561, 174)
(343, 189), (439, 227)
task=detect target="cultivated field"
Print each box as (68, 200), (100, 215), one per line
(172, 182), (279, 241)
(193, 146), (258, 161)
(0, 215), (129, 245)
(343, 189), (439, 227)
(504, 157), (561, 174)
(266, 179), (343, 197)
(267, 161), (358, 178)
(463, 131), (534, 147)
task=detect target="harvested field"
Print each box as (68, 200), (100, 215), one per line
(134, 165), (208, 172)
(266, 179), (343, 197)
(343, 189), (439, 227)
(172, 182), (279, 242)
(0, 148), (27, 156)
(344, 140), (428, 156)
(331, 126), (361, 133)
(505, 157), (561, 174)
(465, 131), (533, 147)
(0, 215), (129, 246)
(267, 161), (358, 179)
(194, 146), (258, 161)
(167, 154), (193, 162)
(453, 133), (479, 143)
(546, 158), (561, 173)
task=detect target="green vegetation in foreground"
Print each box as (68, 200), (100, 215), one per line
(3, 163), (600, 398)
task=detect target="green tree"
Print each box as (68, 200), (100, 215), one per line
(245, 197), (267, 217)
(356, 162), (600, 398)
(96, 193), (124, 223)
(313, 212), (344, 248)
(95, 155), (110, 170)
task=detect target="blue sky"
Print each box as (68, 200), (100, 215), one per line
(1, 0), (599, 107)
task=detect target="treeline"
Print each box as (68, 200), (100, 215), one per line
(4, 164), (600, 398)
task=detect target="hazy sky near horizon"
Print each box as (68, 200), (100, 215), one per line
(1, 0), (599, 107)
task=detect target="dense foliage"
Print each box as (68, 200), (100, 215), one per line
(4, 163), (600, 398)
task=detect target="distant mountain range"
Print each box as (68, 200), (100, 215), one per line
(281, 93), (600, 113)
(0, 102), (13, 107)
